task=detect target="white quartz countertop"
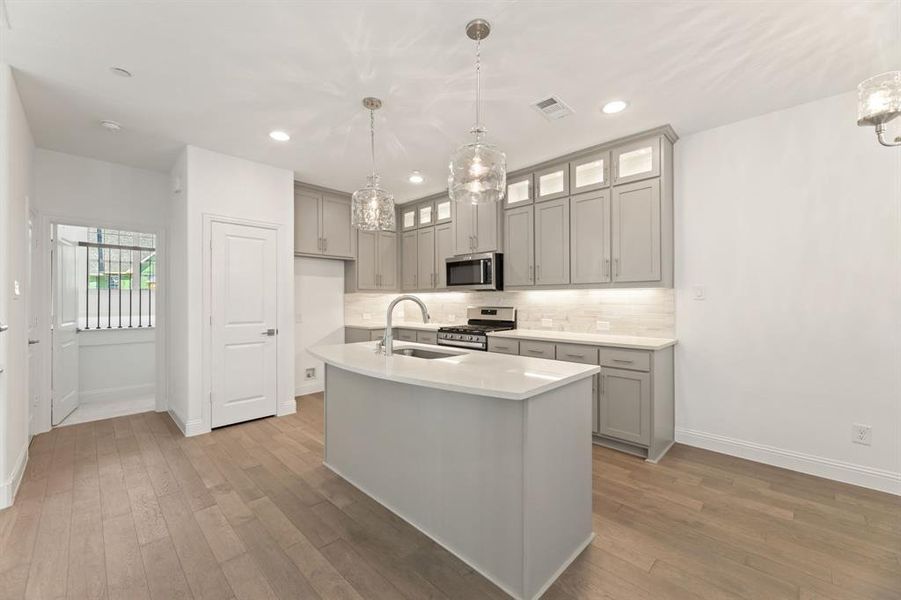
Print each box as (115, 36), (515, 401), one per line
(344, 321), (455, 332)
(309, 341), (599, 401)
(487, 329), (677, 350)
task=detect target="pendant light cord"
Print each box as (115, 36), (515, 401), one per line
(474, 36), (484, 139)
(369, 108), (376, 177)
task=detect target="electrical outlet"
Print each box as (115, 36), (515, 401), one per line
(541, 318), (553, 327)
(852, 423), (872, 446)
(596, 320), (610, 331)
(305, 368), (316, 380)
(692, 285), (706, 300)
(447, 314), (455, 322)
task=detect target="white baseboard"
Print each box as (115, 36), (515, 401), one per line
(295, 380), (323, 397)
(675, 427), (901, 496)
(0, 444), (29, 509)
(81, 383), (155, 405)
(278, 399), (297, 416)
(167, 409), (206, 437)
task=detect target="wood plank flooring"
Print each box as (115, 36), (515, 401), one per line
(1, 393), (899, 599)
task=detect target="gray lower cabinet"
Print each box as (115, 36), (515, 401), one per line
(416, 331), (438, 345)
(401, 231), (418, 290)
(345, 328), (388, 343)
(504, 206), (534, 286)
(599, 368), (650, 446)
(395, 329), (417, 342)
(612, 178), (661, 283)
(487, 338), (519, 354)
(534, 197), (570, 285)
(570, 190), (611, 284)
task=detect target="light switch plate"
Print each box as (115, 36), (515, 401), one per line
(541, 318), (553, 327)
(305, 368), (316, 380)
(13, 281), (21, 297)
(692, 285), (706, 300)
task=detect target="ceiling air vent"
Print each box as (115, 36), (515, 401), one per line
(532, 96), (574, 121)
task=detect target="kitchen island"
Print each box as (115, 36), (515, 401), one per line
(309, 341), (599, 600)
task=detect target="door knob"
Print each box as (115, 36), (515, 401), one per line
(28, 339), (40, 345)
(0, 323), (8, 333)
(261, 329), (277, 336)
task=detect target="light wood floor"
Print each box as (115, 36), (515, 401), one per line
(1, 394), (899, 600)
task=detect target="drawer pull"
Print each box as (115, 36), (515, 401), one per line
(527, 349), (544, 354)
(612, 358), (634, 364)
(565, 353), (585, 358)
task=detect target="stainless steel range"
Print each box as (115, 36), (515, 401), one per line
(437, 306), (516, 351)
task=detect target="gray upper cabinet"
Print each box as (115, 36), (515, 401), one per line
(599, 367), (651, 446)
(612, 137), (660, 185)
(534, 197), (570, 285)
(570, 190), (611, 284)
(400, 205), (418, 231)
(612, 178), (661, 283)
(417, 227), (436, 289)
(353, 230), (397, 291)
(294, 185), (354, 259)
(535, 162), (570, 202)
(402, 230), (418, 290)
(505, 173), (534, 208)
(453, 200), (499, 255)
(435, 223), (454, 288)
(434, 198), (453, 224)
(504, 206), (534, 286)
(570, 150), (611, 194)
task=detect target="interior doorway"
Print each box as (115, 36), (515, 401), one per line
(49, 222), (158, 426)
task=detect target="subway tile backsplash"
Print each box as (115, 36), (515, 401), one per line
(345, 288), (675, 338)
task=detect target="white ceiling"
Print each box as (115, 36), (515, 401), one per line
(2, 1), (898, 201)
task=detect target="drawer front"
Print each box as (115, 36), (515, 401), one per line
(396, 329), (417, 342)
(488, 338), (520, 355)
(416, 331), (438, 345)
(556, 343), (599, 365)
(369, 329), (386, 342)
(519, 340), (556, 360)
(599, 347), (650, 372)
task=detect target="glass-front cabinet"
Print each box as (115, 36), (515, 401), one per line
(435, 198), (452, 224)
(417, 200), (435, 227)
(570, 150), (610, 194)
(535, 162), (570, 202)
(401, 205), (417, 231)
(612, 137), (660, 185)
(505, 173), (533, 208)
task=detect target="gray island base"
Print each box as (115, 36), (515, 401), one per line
(314, 343), (598, 600)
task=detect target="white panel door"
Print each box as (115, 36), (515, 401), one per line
(51, 225), (79, 425)
(211, 222), (278, 428)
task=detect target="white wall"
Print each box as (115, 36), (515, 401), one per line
(79, 329), (155, 404)
(0, 65), (35, 508)
(675, 91), (901, 494)
(32, 149), (170, 430)
(168, 146), (294, 435)
(295, 257), (344, 395)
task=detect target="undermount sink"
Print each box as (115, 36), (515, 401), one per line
(394, 347), (458, 360)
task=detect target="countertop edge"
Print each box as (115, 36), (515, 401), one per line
(486, 330), (677, 350)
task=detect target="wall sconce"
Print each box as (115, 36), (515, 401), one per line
(857, 71), (901, 147)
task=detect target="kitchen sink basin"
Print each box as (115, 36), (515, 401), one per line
(394, 347), (459, 359)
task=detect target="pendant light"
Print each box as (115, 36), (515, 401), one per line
(352, 97), (396, 231)
(448, 19), (506, 206)
(857, 71), (901, 147)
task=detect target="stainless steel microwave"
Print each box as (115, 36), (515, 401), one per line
(445, 252), (503, 290)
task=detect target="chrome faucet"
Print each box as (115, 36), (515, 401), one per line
(382, 295), (431, 356)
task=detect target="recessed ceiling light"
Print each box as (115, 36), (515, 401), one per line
(100, 120), (122, 131)
(408, 171), (424, 184)
(269, 130), (290, 142)
(110, 67), (133, 78)
(602, 100), (629, 114)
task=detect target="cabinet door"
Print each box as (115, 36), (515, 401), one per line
(599, 368), (650, 446)
(434, 223), (454, 288)
(377, 232), (398, 289)
(570, 190), (610, 284)
(401, 231), (418, 290)
(503, 206), (533, 286)
(417, 201), (435, 228)
(417, 227), (436, 289)
(534, 197), (570, 285)
(294, 189), (321, 255)
(453, 202), (475, 255)
(355, 230), (378, 290)
(474, 200), (498, 252)
(535, 162), (569, 202)
(505, 173), (533, 208)
(401, 206), (418, 231)
(435, 198), (453, 224)
(571, 150), (610, 194)
(321, 194), (353, 257)
(612, 178), (661, 283)
(613, 137), (660, 185)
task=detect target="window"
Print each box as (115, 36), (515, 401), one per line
(79, 227), (156, 329)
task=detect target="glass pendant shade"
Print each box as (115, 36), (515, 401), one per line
(857, 71), (901, 126)
(448, 140), (506, 205)
(352, 174), (396, 231)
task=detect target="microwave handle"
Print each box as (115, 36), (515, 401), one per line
(481, 259), (489, 284)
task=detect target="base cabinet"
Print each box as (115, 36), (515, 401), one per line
(599, 368), (650, 445)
